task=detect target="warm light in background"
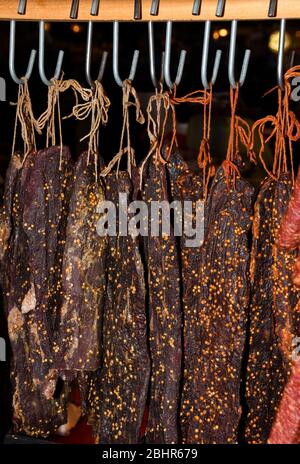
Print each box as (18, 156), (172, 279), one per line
(44, 22), (51, 32)
(213, 28), (228, 40)
(71, 24), (81, 34)
(268, 30), (292, 52)
(219, 28), (228, 37)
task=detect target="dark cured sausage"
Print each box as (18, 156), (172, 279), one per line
(166, 149), (204, 443)
(57, 151), (106, 375)
(56, 150), (107, 425)
(0, 149), (70, 437)
(141, 156), (182, 444)
(95, 172), (150, 444)
(245, 174), (300, 443)
(22, 146), (74, 399)
(180, 164), (254, 444)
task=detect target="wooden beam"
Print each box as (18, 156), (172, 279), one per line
(0, 0), (299, 21)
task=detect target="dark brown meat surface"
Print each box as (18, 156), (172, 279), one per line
(166, 150), (205, 443)
(245, 174), (300, 444)
(57, 151), (106, 374)
(141, 156), (182, 444)
(95, 172), (150, 444)
(0, 148), (71, 437)
(179, 164), (254, 444)
(268, 359), (300, 444)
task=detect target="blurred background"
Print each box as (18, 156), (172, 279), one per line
(0, 19), (299, 190)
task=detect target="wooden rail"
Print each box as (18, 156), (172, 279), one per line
(0, 0), (299, 22)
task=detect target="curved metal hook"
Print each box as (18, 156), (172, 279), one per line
(201, 21), (222, 89)
(9, 20), (37, 85)
(277, 19), (286, 90)
(113, 21), (140, 87)
(164, 21), (187, 90)
(85, 21), (108, 88)
(148, 22), (165, 88)
(38, 20), (64, 86)
(228, 20), (251, 89)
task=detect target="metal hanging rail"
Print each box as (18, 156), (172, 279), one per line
(0, 0), (298, 21)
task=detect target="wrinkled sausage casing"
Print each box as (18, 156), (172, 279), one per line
(56, 150), (108, 421)
(0, 147), (72, 437)
(246, 174), (300, 444)
(177, 163), (254, 444)
(57, 152), (106, 372)
(141, 155), (182, 444)
(166, 150), (204, 443)
(95, 172), (150, 444)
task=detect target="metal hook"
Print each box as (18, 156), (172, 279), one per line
(17, 0), (27, 14)
(201, 21), (222, 89)
(38, 20), (64, 86)
(277, 19), (286, 90)
(148, 22), (164, 88)
(9, 20), (37, 85)
(134, 0), (141, 20)
(85, 21), (108, 88)
(164, 22), (187, 89)
(150, 0), (159, 16)
(70, 0), (79, 19)
(113, 22), (140, 87)
(90, 0), (100, 16)
(228, 20), (251, 88)
(268, 0), (277, 17)
(192, 0), (202, 16)
(216, 0), (225, 17)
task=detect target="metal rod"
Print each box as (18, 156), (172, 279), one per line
(277, 18), (286, 90)
(90, 0), (100, 16)
(150, 0), (159, 16)
(216, 0), (225, 17)
(192, 0), (201, 15)
(17, 0), (27, 15)
(134, 0), (141, 20)
(268, 0), (277, 17)
(289, 50), (295, 68)
(148, 21), (165, 88)
(148, 22), (158, 87)
(70, 0), (79, 19)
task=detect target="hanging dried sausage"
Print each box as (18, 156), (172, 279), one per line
(245, 174), (300, 443)
(180, 164), (254, 444)
(95, 172), (150, 444)
(1, 149), (70, 437)
(141, 155), (182, 444)
(57, 150), (106, 375)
